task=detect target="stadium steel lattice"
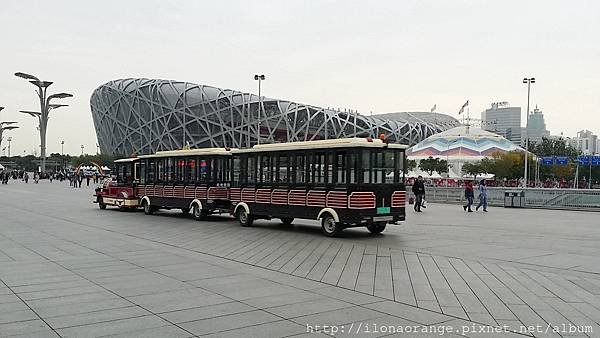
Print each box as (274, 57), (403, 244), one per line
(90, 78), (459, 156)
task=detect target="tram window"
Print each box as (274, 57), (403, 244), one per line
(124, 163), (133, 184)
(295, 154), (305, 184)
(165, 158), (174, 183)
(248, 156), (256, 184)
(175, 158), (185, 183)
(383, 151), (395, 183)
(278, 155), (289, 184)
(212, 158), (228, 184)
(156, 159), (164, 183)
(147, 160), (155, 183)
(223, 157), (231, 186)
(260, 155), (271, 184)
(186, 158), (197, 183)
(362, 151), (372, 183)
(326, 153), (334, 184)
(371, 151), (386, 183)
(134, 162), (141, 182)
(396, 150), (405, 183)
(335, 153), (346, 184)
(139, 161), (146, 183)
(233, 157), (242, 185)
(348, 153), (358, 183)
(199, 159), (208, 183)
(312, 153), (325, 184)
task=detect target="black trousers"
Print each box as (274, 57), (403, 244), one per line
(414, 193), (424, 211)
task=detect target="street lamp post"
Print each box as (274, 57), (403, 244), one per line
(0, 107), (19, 152)
(15, 72), (72, 173)
(61, 140), (65, 169)
(253, 74), (265, 145)
(522, 77), (535, 188)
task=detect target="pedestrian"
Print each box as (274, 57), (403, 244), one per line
(24, 172), (29, 183)
(78, 174), (82, 188)
(476, 179), (488, 212)
(86, 175), (90, 187)
(412, 175), (426, 212)
(463, 181), (474, 212)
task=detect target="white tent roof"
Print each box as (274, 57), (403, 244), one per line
(0, 164), (4, 170)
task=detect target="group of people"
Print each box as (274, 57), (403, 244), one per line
(411, 175), (488, 213)
(462, 180), (488, 212)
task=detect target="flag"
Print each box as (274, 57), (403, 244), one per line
(430, 104), (436, 113)
(458, 100), (469, 115)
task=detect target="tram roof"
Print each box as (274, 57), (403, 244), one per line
(234, 138), (408, 153)
(114, 157), (138, 163)
(138, 147), (234, 159)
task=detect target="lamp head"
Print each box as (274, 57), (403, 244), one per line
(30, 80), (53, 88)
(19, 110), (42, 117)
(48, 93), (73, 100)
(15, 72), (40, 81)
(48, 104), (68, 109)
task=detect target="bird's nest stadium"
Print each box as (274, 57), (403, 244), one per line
(90, 78), (459, 155)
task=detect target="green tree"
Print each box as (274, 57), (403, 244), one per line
(462, 162), (486, 179)
(405, 159), (417, 172)
(418, 157), (447, 176)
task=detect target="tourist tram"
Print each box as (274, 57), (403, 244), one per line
(229, 138), (407, 236)
(134, 148), (234, 219)
(94, 157), (140, 210)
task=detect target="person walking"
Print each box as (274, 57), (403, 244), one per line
(463, 181), (474, 212)
(412, 175), (426, 212)
(24, 172), (29, 183)
(476, 179), (488, 212)
(86, 175), (90, 187)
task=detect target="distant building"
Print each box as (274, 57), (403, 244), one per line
(570, 130), (598, 155)
(481, 102), (522, 145)
(525, 106), (550, 144)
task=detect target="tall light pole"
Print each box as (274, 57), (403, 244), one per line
(15, 72), (72, 172)
(7, 137), (12, 158)
(522, 77), (535, 188)
(0, 107), (19, 152)
(254, 74), (265, 145)
(61, 140), (65, 170)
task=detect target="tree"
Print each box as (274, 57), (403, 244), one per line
(418, 157), (447, 176)
(462, 162), (486, 179)
(529, 137), (579, 158)
(406, 159), (417, 172)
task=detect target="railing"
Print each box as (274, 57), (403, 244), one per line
(406, 186), (600, 211)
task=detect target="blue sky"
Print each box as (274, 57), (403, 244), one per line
(1, 0), (598, 155)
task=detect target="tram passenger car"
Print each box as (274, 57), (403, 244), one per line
(94, 157), (140, 210)
(230, 138), (407, 236)
(135, 148), (233, 219)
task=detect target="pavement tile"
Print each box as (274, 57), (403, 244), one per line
(178, 309), (281, 336)
(57, 315), (170, 337)
(160, 301), (254, 323)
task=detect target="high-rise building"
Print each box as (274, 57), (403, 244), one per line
(526, 106), (550, 144)
(481, 102), (522, 145)
(570, 130), (598, 155)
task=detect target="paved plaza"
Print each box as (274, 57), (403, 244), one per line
(0, 181), (599, 337)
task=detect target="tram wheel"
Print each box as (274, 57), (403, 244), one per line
(367, 222), (387, 234)
(238, 208), (254, 227)
(142, 200), (154, 215)
(192, 204), (208, 221)
(280, 217), (294, 226)
(321, 215), (343, 237)
(98, 197), (106, 210)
